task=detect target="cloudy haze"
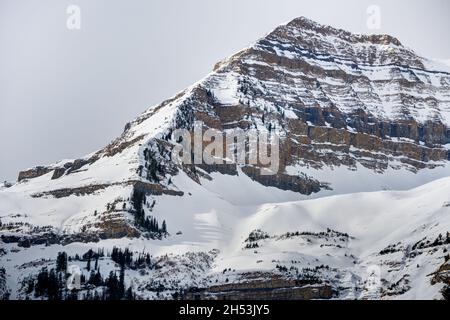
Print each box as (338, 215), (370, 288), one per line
(1, 0), (449, 181)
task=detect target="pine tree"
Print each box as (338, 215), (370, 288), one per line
(86, 256), (91, 271)
(47, 269), (61, 300)
(125, 286), (134, 300)
(56, 252), (68, 273)
(106, 271), (120, 300)
(119, 266), (125, 299)
(148, 158), (159, 182)
(35, 268), (49, 297)
(88, 270), (96, 285)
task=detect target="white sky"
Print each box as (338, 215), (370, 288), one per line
(1, 0), (449, 181)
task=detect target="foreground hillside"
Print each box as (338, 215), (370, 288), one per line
(1, 175), (449, 300)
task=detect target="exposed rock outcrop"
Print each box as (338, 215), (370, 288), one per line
(18, 166), (51, 182)
(184, 275), (334, 300)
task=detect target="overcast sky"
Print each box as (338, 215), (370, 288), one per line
(1, 0), (449, 181)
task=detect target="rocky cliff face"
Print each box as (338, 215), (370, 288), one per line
(183, 17), (450, 174)
(184, 274), (334, 300)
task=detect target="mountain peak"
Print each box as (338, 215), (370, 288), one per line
(275, 16), (403, 47)
(1, 16), (450, 301)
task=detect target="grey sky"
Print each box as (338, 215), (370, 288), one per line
(1, 0), (449, 181)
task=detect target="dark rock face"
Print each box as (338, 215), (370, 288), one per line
(131, 180), (184, 197)
(184, 276), (334, 300)
(1, 231), (133, 247)
(241, 166), (325, 195)
(51, 168), (66, 180)
(431, 259), (450, 286)
(31, 183), (114, 199)
(18, 166), (52, 182)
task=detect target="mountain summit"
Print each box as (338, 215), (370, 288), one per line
(1, 17), (449, 300)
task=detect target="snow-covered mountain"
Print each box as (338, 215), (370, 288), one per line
(0, 17), (449, 300)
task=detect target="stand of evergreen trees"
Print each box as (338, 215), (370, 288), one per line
(34, 267), (64, 300)
(142, 148), (163, 182)
(56, 251), (68, 272)
(111, 247), (152, 269)
(26, 250), (136, 300)
(82, 249), (104, 271)
(131, 189), (168, 236)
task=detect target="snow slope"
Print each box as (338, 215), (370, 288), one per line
(2, 172), (449, 299)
